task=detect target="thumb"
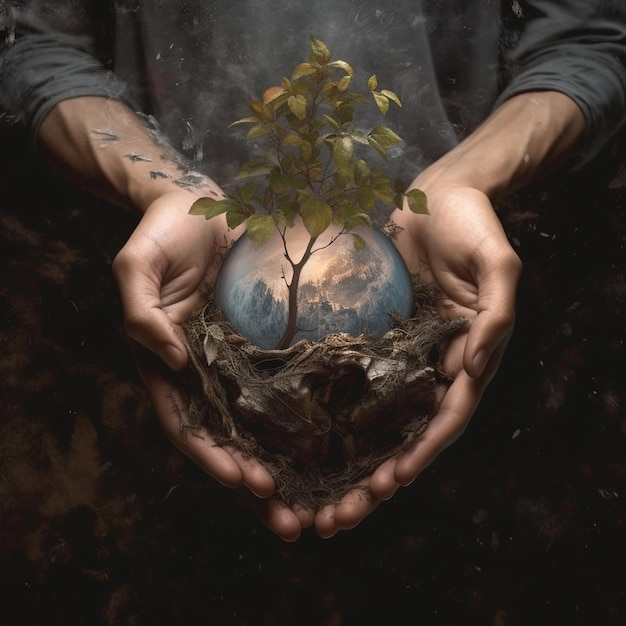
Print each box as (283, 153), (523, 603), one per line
(113, 251), (188, 371)
(464, 250), (522, 378)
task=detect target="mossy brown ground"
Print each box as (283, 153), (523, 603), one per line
(178, 276), (465, 508)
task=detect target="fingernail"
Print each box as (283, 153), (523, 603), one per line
(472, 349), (489, 377)
(158, 344), (185, 369)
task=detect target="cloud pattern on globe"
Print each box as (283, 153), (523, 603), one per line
(214, 222), (414, 349)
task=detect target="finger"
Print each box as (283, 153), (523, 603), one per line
(314, 505), (339, 539)
(113, 244), (189, 371)
(250, 496), (303, 542)
(464, 248), (521, 377)
(368, 457), (401, 501)
(132, 342), (244, 488)
(333, 484), (380, 530)
(292, 504), (316, 528)
(394, 369), (485, 485)
(314, 482), (380, 537)
(227, 447), (275, 498)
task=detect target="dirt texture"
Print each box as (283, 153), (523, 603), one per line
(180, 278), (465, 508)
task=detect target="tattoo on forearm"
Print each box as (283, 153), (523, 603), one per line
(150, 170), (172, 180)
(93, 128), (121, 141)
(90, 120), (224, 194)
(124, 152), (153, 163)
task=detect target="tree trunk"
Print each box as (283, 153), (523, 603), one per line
(275, 236), (317, 349)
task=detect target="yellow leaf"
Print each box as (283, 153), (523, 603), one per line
(292, 62), (317, 79)
(327, 60), (355, 77)
(372, 91), (389, 114)
(336, 75), (352, 92)
(381, 89), (402, 107)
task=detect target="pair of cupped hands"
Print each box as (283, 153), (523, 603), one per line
(113, 178), (521, 541)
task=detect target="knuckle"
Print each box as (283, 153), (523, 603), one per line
(122, 311), (148, 338)
(506, 250), (523, 276)
(111, 248), (135, 277)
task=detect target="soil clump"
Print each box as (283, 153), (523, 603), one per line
(179, 277), (464, 509)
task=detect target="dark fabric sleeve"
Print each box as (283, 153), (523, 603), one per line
(0, 6), (132, 139)
(496, 0), (626, 167)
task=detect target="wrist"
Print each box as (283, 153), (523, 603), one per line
(37, 97), (227, 213)
(411, 91), (586, 201)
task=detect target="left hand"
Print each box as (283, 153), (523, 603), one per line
(312, 183), (521, 537)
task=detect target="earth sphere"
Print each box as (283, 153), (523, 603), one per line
(214, 220), (414, 350)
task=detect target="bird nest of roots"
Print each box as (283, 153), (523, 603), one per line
(176, 276), (465, 509)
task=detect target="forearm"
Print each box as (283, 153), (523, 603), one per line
(37, 96), (225, 213)
(411, 91), (587, 202)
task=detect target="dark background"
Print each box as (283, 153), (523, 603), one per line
(1, 119), (625, 625)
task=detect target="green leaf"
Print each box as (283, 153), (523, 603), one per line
(269, 168), (293, 193)
(367, 136), (387, 159)
(406, 188), (429, 214)
(226, 208), (251, 229)
(338, 103), (355, 126)
(288, 94), (307, 120)
(351, 233), (367, 251)
(336, 205), (373, 229)
(322, 114), (340, 131)
(188, 197), (215, 216)
(248, 99), (273, 122)
(235, 158), (272, 179)
(349, 130), (369, 145)
(372, 91), (389, 114)
(332, 135), (354, 173)
(188, 197), (236, 219)
(229, 116), (261, 127)
(247, 123), (273, 139)
(275, 200), (299, 227)
(368, 74), (378, 91)
(283, 133), (303, 146)
(246, 213), (276, 247)
(371, 183), (394, 204)
(310, 35), (331, 64)
(300, 196), (332, 239)
(354, 159), (371, 185)
(357, 185), (376, 210)
(369, 126), (403, 148)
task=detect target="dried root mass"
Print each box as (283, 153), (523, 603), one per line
(178, 277), (465, 508)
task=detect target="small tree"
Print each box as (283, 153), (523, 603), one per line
(190, 35), (427, 349)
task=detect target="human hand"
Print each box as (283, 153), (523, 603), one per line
(132, 341), (312, 541)
(312, 182), (522, 537)
(113, 190), (312, 540)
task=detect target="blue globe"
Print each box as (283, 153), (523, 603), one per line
(214, 220), (414, 349)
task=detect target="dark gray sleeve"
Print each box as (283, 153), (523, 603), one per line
(0, 7), (132, 139)
(497, 0), (626, 167)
